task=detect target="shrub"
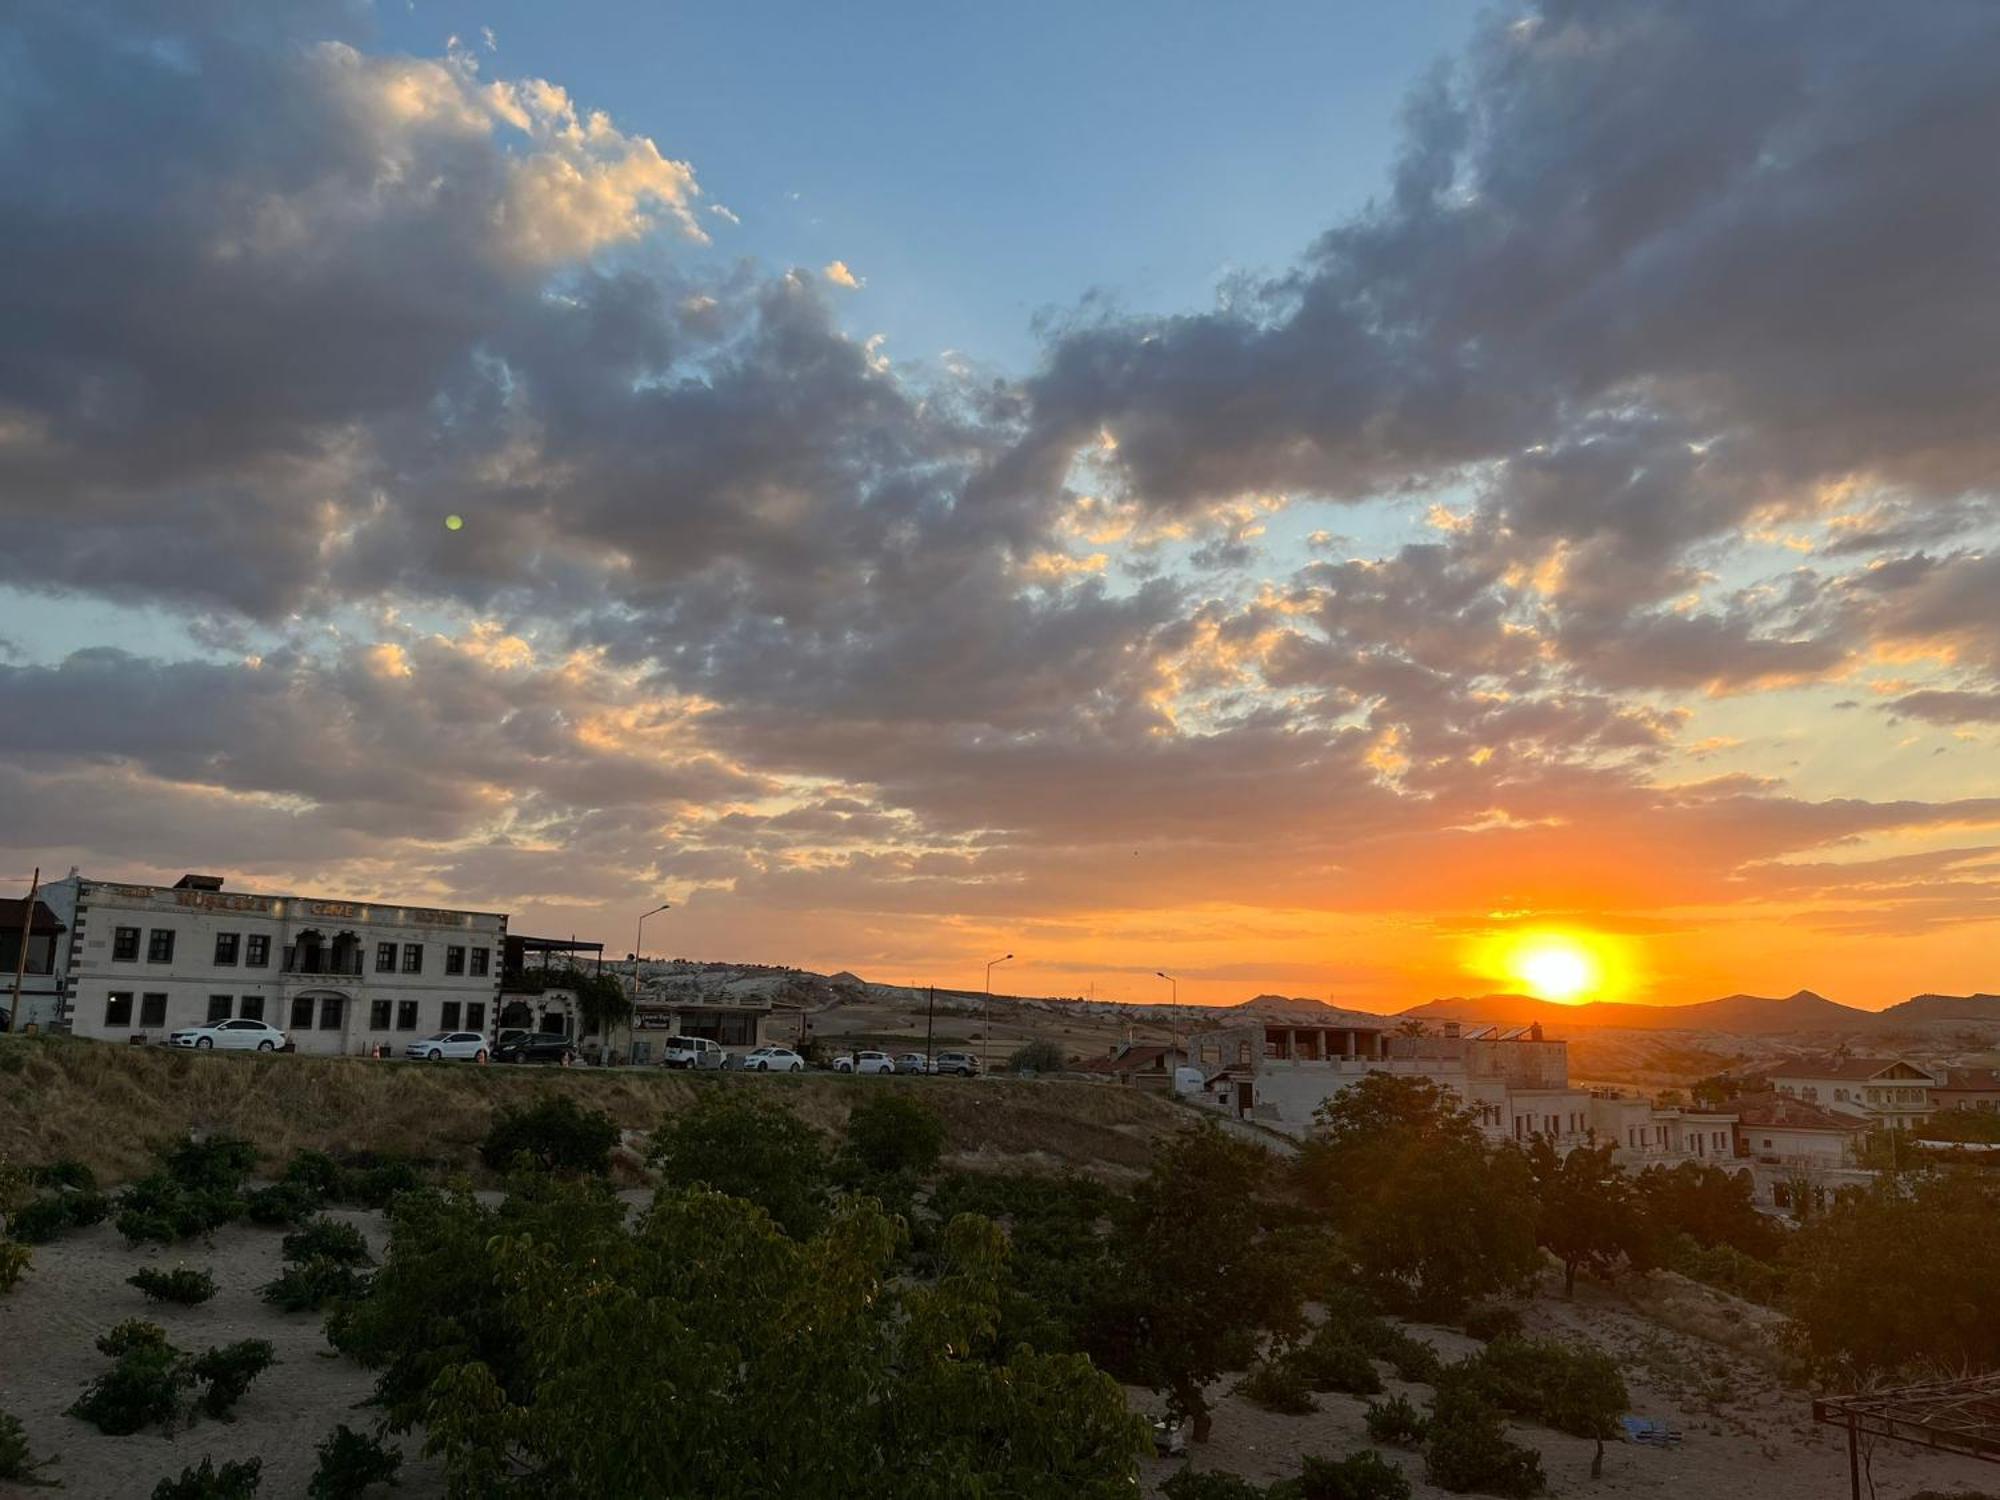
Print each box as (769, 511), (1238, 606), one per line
(1293, 1327), (1382, 1395)
(1007, 1038), (1068, 1074)
(1365, 1394), (1430, 1447)
(843, 1092), (948, 1177)
(130, 1266), (217, 1306)
(243, 1182), (322, 1227)
(1664, 1233), (1784, 1305)
(282, 1218), (373, 1267)
(280, 1149), (344, 1200)
(161, 1136), (259, 1194)
(1160, 1471), (1268, 1500)
(30, 1159), (97, 1192)
(117, 1174), (244, 1245)
(262, 1256), (368, 1313)
(1297, 1450), (1412, 1500)
(10, 1188), (110, 1243)
(0, 1409), (57, 1486)
(648, 1091), (830, 1238)
(1380, 1329), (1443, 1385)
(332, 1154), (426, 1210)
(1462, 1304), (1523, 1342)
(190, 1340), (275, 1420)
(152, 1456), (262, 1499)
(1423, 1388), (1545, 1497)
(307, 1425), (403, 1500)
(1237, 1358), (1317, 1414)
(479, 1094), (617, 1176)
(70, 1328), (192, 1435)
(0, 1239), (28, 1293)
(1453, 1337), (1629, 1440)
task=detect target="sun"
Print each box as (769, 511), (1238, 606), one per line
(1511, 938), (1597, 1002)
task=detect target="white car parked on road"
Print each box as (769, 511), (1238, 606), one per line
(850, 1050), (896, 1075)
(660, 1036), (726, 1070)
(169, 1019), (288, 1051)
(894, 1052), (931, 1075)
(404, 1031), (490, 1062)
(740, 1045), (805, 1072)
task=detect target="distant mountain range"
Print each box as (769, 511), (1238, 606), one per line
(1395, 988), (2000, 1035)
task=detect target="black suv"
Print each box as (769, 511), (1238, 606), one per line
(494, 1031), (578, 1065)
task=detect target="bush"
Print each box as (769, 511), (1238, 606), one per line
(161, 1136), (259, 1195)
(1380, 1330), (1443, 1385)
(10, 1188), (111, 1243)
(263, 1256), (369, 1313)
(116, 1174), (244, 1245)
(648, 1091), (830, 1238)
(1462, 1304), (1523, 1343)
(283, 1218), (373, 1267)
(0, 1239), (28, 1293)
(70, 1328), (192, 1435)
(479, 1094), (617, 1176)
(1664, 1233), (1784, 1305)
(152, 1456), (261, 1499)
(307, 1425), (403, 1500)
(0, 1408), (57, 1486)
(1297, 1450), (1412, 1500)
(30, 1158), (97, 1192)
(1423, 1388), (1544, 1497)
(1453, 1337), (1628, 1442)
(1237, 1358), (1318, 1414)
(130, 1266), (217, 1306)
(1293, 1328), (1382, 1395)
(1365, 1394), (1430, 1447)
(1160, 1471), (1268, 1500)
(190, 1340), (275, 1420)
(327, 1153), (425, 1211)
(1007, 1038), (1068, 1074)
(243, 1182), (322, 1227)
(280, 1150), (344, 1200)
(843, 1092), (948, 1177)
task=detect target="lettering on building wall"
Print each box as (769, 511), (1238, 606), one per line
(175, 891), (277, 914)
(406, 908), (471, 927)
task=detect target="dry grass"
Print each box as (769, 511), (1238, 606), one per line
(0, 1033), (1192, 1183)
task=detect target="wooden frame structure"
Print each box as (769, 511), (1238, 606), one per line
(1813, 1374), (2000, 1499)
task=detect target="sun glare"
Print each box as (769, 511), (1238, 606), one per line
(1468, 927), (1630, 1004)
(1512, 939), (1595, 1001)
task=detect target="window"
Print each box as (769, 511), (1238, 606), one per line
(465, 1002), (485, 1032)
(440, 1001), (461, 1031)
(140, 993), (168, 1027)
(291, 995), (316, 1030)
(214, 933), (240, 966)
(105, 991), (134, 1026)
(401, 943), (423, 974)
(239, 995), (265, 1022)
(245, 934), (269, 968)
(114, 927), (141, 962)
(207, 994), (232, 1023)
(445, 945), (466, 975)
(369, 999), (392, 1031)
(318, 996), (345, 1031)
(147, 929), (176, 963)
(396, 1000), (419, 1031)
(470, 947), (490, 978)
(375, 942), (397, 974)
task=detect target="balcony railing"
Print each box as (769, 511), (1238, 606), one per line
(281, 947), (363, 977)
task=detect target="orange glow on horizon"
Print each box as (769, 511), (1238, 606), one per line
(1469, 927), (1636, 1004)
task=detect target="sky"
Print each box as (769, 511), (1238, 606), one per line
(2, 0), (1998, 1010)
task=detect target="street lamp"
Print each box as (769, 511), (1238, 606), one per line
(1156, 972), (1179, 1090)
(983, 953), (1014, 1072)
(633, 904), (670, 1001)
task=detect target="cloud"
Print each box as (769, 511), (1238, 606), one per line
(822, 260), (864, 290)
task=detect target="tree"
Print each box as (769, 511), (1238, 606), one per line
(843, 1093), (947, 1177)
(1524, 1137), (1655, 1296)
(1299, 1076), (1539, 1316)
(1007, 1039), (1068, 1074)
(1112, 1124), (1306, 1442)
(353, 1175), (1148, 1496)
(648, 1090), (830, 1238)
(479, 1094), (618, 1176)
(1785, 1168), (2000, 1379)
(1632, 1160), (1783, 1261)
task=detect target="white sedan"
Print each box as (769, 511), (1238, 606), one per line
(740, 1045), (805, 1073)
(404, 1031), (490, 1062)
(169, 1018), (288, 1052)
(853, 1050), (896, 1076)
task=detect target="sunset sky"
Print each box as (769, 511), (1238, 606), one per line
(3, 1), (1998, 1010)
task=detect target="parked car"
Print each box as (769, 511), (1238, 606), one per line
(660, 1035), (726, 1070)
(404, 1030), (490, 1062)
(894, 1052), (931, 1075)
(852, 1050), (896, 1076)
(740, 1045), (805, 1073)
(168, 1019), (289, 1052)
(494, 1031), (577, 1065)
(932, 1050), (981, 1077)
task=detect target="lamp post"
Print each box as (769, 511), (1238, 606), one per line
(1156, 971), (1179, 1091)
(631, 905), (670, 1047)
(983, 953), (1014, 1073)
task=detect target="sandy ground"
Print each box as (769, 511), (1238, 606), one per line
(1137, 1274), (2000, 1500)
(0, 1208), (444, 1500)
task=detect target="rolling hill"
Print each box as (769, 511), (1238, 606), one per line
(1398, 988), (1872, 1034)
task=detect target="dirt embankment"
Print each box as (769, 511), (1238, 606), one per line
(0, 1033), (1193, 1184)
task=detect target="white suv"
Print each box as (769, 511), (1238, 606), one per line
(661, 1036), (726, 1070)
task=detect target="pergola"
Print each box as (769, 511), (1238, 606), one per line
(1813, 1373), (2000, 1499)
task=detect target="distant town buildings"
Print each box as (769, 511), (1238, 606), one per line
(1768, 1056), (1941, 1128)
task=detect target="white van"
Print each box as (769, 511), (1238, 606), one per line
(661, 1035), (726, 1070)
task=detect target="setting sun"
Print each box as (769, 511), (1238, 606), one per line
(1511, 938), (1597, 1001)
(1467, 927), (1634, 1004)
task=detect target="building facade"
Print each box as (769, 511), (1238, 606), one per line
(49, 873), (506, 1056)
(1769, 1057), (1939, 1128)
(1, 894), (67, 1031)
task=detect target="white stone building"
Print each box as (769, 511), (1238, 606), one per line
(1768, 1056), (1939, 1129)
(47, 873), (506, 1056)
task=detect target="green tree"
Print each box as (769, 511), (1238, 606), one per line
(479, 1094), (618, 1176)
(1299, 1076), (1539, 1315)
(843, 1092), (947, 1177)
(1113, 1124), (1306, 1443)
(648, 1090), (831, 1237)
(1632, 1160), (1783, 1261)
(1524, 1137), (1655, 1296)
(1008, 1039), (1068, 1074)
